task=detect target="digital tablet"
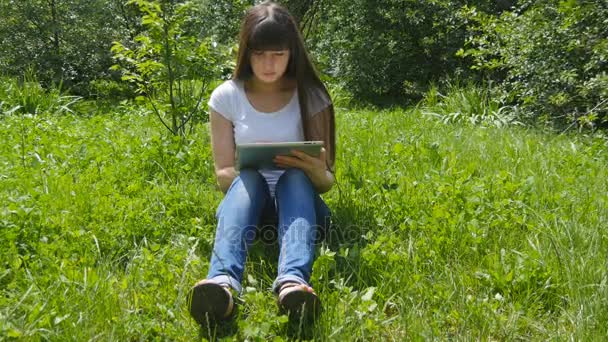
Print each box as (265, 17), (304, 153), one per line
(236, 141), (324, 170)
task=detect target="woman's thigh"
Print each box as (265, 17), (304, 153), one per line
(215, 168), (271, 219)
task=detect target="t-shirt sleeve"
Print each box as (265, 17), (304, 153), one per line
(208, 81), (235, 121)
(306, 86), (332, 118)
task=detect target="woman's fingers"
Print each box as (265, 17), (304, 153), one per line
(274, 149), (326, 170)
(274, 155), (307, 169)
(290, 149), (325, 165)
(289, 149), (314, 162)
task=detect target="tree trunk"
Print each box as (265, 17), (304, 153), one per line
(49, 0), (61, 81)
(163, 17), (178, 135)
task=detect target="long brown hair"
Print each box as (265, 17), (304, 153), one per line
(233, 1), (336, 171)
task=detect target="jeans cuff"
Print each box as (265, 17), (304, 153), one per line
(207, 275), (242, 295)
(272, 275), (309, 294)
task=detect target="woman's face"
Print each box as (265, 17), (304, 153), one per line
(249, 49), (290, 84)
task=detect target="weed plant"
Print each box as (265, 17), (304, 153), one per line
(0, 72), (81, 116)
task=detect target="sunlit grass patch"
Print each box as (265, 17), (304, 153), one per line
(1, 104), (607, 339)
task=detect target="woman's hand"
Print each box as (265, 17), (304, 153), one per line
(273, 148), (334, 193)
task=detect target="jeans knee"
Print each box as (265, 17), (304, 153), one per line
(217, 169), (269, 218)
(238, 168), (264, 183)
(284, 168), (307, 178)
(233, 168), (268, 193)
(277, 168), (311, 189)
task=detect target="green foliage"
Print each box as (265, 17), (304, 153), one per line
(195, 0), (253, 45)
(1, 0), (605, 132)
(459, 1), (608, 128)
(89, 79), (137, 101)
(0, 72), (81, 116)
(303, 0), (502, 103)
(323, 81), (355, 111)
(111, 0), (229, 135)
(0, 0), (136, 93)
(419, 82), (523, 127)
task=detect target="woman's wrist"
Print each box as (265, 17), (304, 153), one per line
(216, 167), (237, 193)
(311, 169), (334, 194)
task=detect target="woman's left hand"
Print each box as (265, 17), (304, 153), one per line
(273, 148), (334, 192)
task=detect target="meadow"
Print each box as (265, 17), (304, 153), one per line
(1, 102), (607, 340)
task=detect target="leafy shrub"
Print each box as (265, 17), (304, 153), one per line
(0, 0), (138, 93)
(195, 0), (252, 45)
(459, 0), (608, 128)
(89, 79), (136, 101)
(305, 0), (504, 103)
(323, 79), (355, 110)
(111, 0), (229, 135)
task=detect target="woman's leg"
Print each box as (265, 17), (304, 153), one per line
(272, 168), (321, 293)
(206, 169), (271, 294)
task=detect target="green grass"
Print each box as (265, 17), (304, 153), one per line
(1, 103), (607, 340)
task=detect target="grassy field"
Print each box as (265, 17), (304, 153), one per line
(1, 104), (607, 340)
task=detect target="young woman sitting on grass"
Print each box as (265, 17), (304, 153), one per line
(188, 1), (336, 325)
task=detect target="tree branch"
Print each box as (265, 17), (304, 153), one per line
(148, 94), (175, 135)
(177, 82), (206, 131)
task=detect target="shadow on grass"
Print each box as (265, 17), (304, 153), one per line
(323, 198), (379, 288)
(196, 316), (240, 341)
(281, 317), (317, 340)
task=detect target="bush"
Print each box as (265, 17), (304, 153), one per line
(459, 1), (608, 128)
(89, 79), (136, 101)
(0, 0), (137, 94)
(304, 0), (505, 104)
(111, 0), (229, 135)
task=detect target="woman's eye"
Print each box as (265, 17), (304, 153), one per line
(252, 51), (264, 56)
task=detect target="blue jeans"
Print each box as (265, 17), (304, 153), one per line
(206, 168), (331, 294)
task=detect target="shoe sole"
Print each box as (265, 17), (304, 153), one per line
(279, 289), (321, 320)
(188, 282), (231, 325)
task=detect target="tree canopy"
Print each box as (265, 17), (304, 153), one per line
(0, 0), (605, 126)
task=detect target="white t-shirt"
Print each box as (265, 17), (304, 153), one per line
(208, 79), (330, 197)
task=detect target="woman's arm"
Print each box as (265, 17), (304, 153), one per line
(275, 148), (335, 193)
(210, 110), (237, 193)
(306, 106), (336, 193)
(273, 107), (336, 193)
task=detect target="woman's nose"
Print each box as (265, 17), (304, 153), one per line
(263, 55), (275, 68)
